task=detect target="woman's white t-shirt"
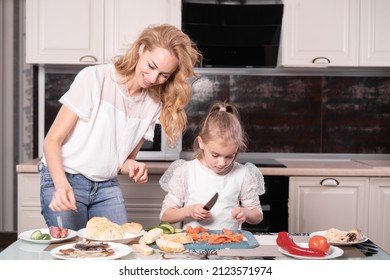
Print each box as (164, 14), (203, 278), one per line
(41, 64), (161, 181)
(159, 159), (265, 230)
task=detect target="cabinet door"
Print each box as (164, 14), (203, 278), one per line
(104, 0), (181, 62)
(289, 176), (369, 233)
(118, 175), (166, 228)
(26, 0), (105, 64)
(360, 0), (390, 66)
(369, 178), (390, 254)
(280, 0), (359, 67)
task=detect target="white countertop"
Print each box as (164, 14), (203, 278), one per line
(16, 158), (390, 177)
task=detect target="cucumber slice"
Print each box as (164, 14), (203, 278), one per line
(30, 230), (42, 240)
(146, 226), (159, 232)
(38, 233), (51, 240)
(159, 223), (175, 234)
(174, 228), (183, 233)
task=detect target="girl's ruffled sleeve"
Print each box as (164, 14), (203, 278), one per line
(159, 160), (189, 218)
(239, 163), (265, 210)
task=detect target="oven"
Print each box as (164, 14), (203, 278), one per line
(240, 159), (289, 233)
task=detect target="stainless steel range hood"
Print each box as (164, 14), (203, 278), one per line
(182, 0), (284, 68)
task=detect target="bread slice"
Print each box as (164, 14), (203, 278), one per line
(122, 222), (143, 234)
(156, 238), (185, 253)
(143, 227), (164, 244)
(132, 244), (154, 256)
(160, 233), (193, 244)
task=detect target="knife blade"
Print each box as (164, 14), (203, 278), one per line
(203, 192), (219, 211)
(57, 216), (63, 228)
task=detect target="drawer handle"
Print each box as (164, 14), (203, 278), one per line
(320, 178), (339, 187)
(312, 57), (331, 65)
(79, 55), (98, 63)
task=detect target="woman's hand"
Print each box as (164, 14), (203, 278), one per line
(187, 204), (210, 220)
(231, 207), (246, 223)
(123, 159), (148, 183)
(49, 184), (77, 212)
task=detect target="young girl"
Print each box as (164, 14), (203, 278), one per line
(159, 102), (265, 230)
(39, 24), (201, 230)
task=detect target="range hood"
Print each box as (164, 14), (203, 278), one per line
(182, 0), (284, 68)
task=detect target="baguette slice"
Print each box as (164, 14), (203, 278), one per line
(143, 227), (164, 244)
(121, 222), (143, 234)
(156, 238), (185, 253)
(160, 233), (194, 244)
(132, 244), (154, 256)
(138, 236), (147, 245)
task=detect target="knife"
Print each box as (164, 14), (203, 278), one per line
(203, 192), (219, 211)
(57, 216), (63, 228)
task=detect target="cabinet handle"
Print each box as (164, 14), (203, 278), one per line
(312, 57), (331, 65)
(320, 178), (339, 187)
(79, 55), (98, 63)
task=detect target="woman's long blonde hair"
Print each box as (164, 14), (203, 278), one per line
(193, 101), (248, 159)
(114, 24), (201, 145)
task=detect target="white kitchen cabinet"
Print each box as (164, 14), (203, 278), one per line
(289, 176), (370, 233)
(280, 0), (390, 67)
(17, 173), (166, 233)
(26, 0), (181, 65)
(360, 0), (390, 66)
(26, 0), (105, 64)
(368, 178), (390, 254)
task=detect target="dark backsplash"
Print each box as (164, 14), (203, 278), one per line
(44, 72), (390, 154)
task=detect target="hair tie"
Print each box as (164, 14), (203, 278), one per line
(219, 107), (227, 112)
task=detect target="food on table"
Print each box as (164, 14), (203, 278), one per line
(86, 217), (125, 239)
(325, 228), (363, 243)
(146, 222), (177, 234)
(57, 239), (114, 258)
(30, 229), (44, 240)
(159, 232), (194, 244)
(156, 238), (185, 253)
(308, 235), (330, 253)
(49, 226), (69, 238)
(121, 222), (143, 234)
(185, 226), (244, 245)
(276, 231), (327, 257)
(143, 227), (164, 244)
(132, 244), (155, 256)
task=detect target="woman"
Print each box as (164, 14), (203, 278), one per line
(39, 24), (201, 230)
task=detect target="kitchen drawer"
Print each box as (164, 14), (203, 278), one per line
(17, 207), (46, 233)
(17, 173), (40, 206)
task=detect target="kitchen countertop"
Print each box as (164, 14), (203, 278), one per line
(1, 233), (389, 260)
(16, 158), (390, 177)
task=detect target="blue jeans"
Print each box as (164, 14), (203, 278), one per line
(39, 162), (128, 231)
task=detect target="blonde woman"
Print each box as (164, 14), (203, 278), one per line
(160, 102), (265, 230)
(40, 24), (201, 230)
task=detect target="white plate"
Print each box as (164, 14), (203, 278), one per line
(50, 241), (132, 260)
(77, 228), (144, 244)
(18, 228), (77, 244)
(310, 230), (368, 246)
(278, 242), (344, 260)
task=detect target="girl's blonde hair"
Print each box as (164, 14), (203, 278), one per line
(193, 101), (248, 159)
(114, 24), (201, 145)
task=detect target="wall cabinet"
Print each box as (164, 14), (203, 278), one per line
(26, 0), (181, 64)
(17, 173), (166, 233)
(289, 176), (390, 254)
(280, 0), (390, 67)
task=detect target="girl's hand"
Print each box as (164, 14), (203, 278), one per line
(187, 204), (210, 220)
(49, 184), (77, 211)
(232, 207), (246, 223)
(124, 159), (148, 183)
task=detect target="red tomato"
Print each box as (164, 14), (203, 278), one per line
(308, 235), (330, 253)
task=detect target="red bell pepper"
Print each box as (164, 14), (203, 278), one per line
(276, 231), (326, 257)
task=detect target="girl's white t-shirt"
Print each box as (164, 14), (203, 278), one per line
(160, 159), (265, 230)
(41, 64), (161, 181)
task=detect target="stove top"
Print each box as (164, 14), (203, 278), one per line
(239, 158), (286, 168)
